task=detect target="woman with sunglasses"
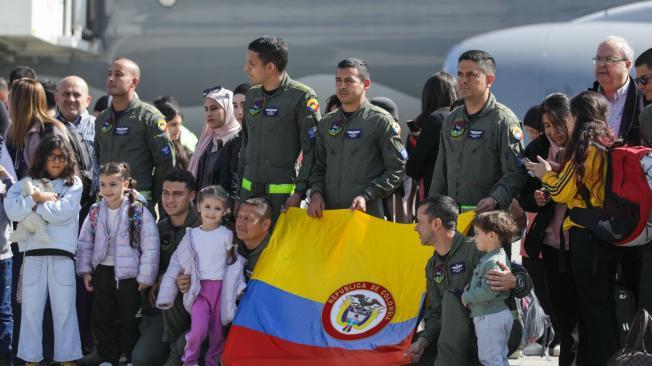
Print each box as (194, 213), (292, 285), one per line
(187, 87), (242, 197)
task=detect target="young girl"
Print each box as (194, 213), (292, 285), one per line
(462, 211), (516, 366)
(4, 135), (83, 365)
(76, 162), (160, 366)
(157, 185), (245, 366)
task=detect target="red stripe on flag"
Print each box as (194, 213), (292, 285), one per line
(222, 325), (415, 366)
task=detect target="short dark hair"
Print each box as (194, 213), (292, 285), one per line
(163, 169), (195, 191)
(523, 105), (542, 133)
(472, 211), (517, 245)
(417, 196), (458, 231)
(9, 65), (37, 86)
(39, 79), (57, 110)
(458, 50), (496, 75)
(153, 95), (180, 110)
(239, 195), (272, 220)
(635, 48), (652, 69)
(337, 58), (370, 81)
(93, 95), (110, 113)
(153, 99), (180, 122)
(248, 36), (289, 73)
(233, 83), (251, 96)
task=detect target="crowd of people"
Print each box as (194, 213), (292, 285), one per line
(0, 33), (649, 366)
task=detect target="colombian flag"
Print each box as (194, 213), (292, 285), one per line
(222, 208), (433, 365)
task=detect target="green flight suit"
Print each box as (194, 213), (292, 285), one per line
(420, 233), (483, 366)
(95, 97), (175, 205)
(429, 94), (526, 209)
(238, 73), (320, 222)
(310, 100), (406, 218)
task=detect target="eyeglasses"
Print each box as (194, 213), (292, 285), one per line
(202, 85), (222, 97)
(592, 56), (628, 65)
(47, 154), (66, 162)
(635, 74), (652, 86)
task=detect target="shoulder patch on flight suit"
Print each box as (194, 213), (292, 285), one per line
(511, 126), (523, 141)
(391, 122), (401, 136)
(157, 119), (167, 132)
(306, 97), (319, 114)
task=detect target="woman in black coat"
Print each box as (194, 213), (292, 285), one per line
(405, 72), (458, 198)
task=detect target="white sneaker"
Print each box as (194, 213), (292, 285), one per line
(523, 342), (545, 356)
(98, 363), (112, 366)
(508, 349), (522, 359)
(551, 344), (561, 357)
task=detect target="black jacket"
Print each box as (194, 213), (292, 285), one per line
(195, 133), (242, 198)
(406, 108), (450, 196)
(518, 135), (559, 258)
(589, 77), (646, 146)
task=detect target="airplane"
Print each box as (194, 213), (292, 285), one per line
(442, 1), (652, 122)
(0, 0), (648, 140)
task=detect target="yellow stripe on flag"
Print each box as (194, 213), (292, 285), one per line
(252, 208), (432, 323)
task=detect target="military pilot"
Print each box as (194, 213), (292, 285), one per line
(239, 36), (320, 222)
(95, 57), (175, 211)
(429, 50), (525, 214)
(308, 58), (406, 218)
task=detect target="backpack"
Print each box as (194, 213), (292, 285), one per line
(88, 200), (144, 249)
(569, 142), (652, 246)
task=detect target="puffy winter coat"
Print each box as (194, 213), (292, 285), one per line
(76, 195), (159, 285)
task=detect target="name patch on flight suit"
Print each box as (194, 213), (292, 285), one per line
(433, 265), (445, 284)
(449, 262), (466, 275)
(307, 127), (317, 140)
(345, 129), (363, 139)
(400, 148), (408, 160)
(263, 107), (280, 117)
(468, 129), (484, 139)
(114, 127), (129, 136)
(450, 120), (466, 138)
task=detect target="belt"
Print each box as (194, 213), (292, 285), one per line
(241, 178), (295, 195)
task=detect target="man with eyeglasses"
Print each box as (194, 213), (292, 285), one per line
(634, 48), (652, 147)
(239, 36), (321, 223)
(589, 36), (645, 146)
(429, 50), (525, 216)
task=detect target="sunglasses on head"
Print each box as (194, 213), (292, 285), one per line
(202, 85), (222, 97)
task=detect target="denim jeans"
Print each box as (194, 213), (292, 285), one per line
(473, 309), (512, 366)
(0, 257), (12, 360)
